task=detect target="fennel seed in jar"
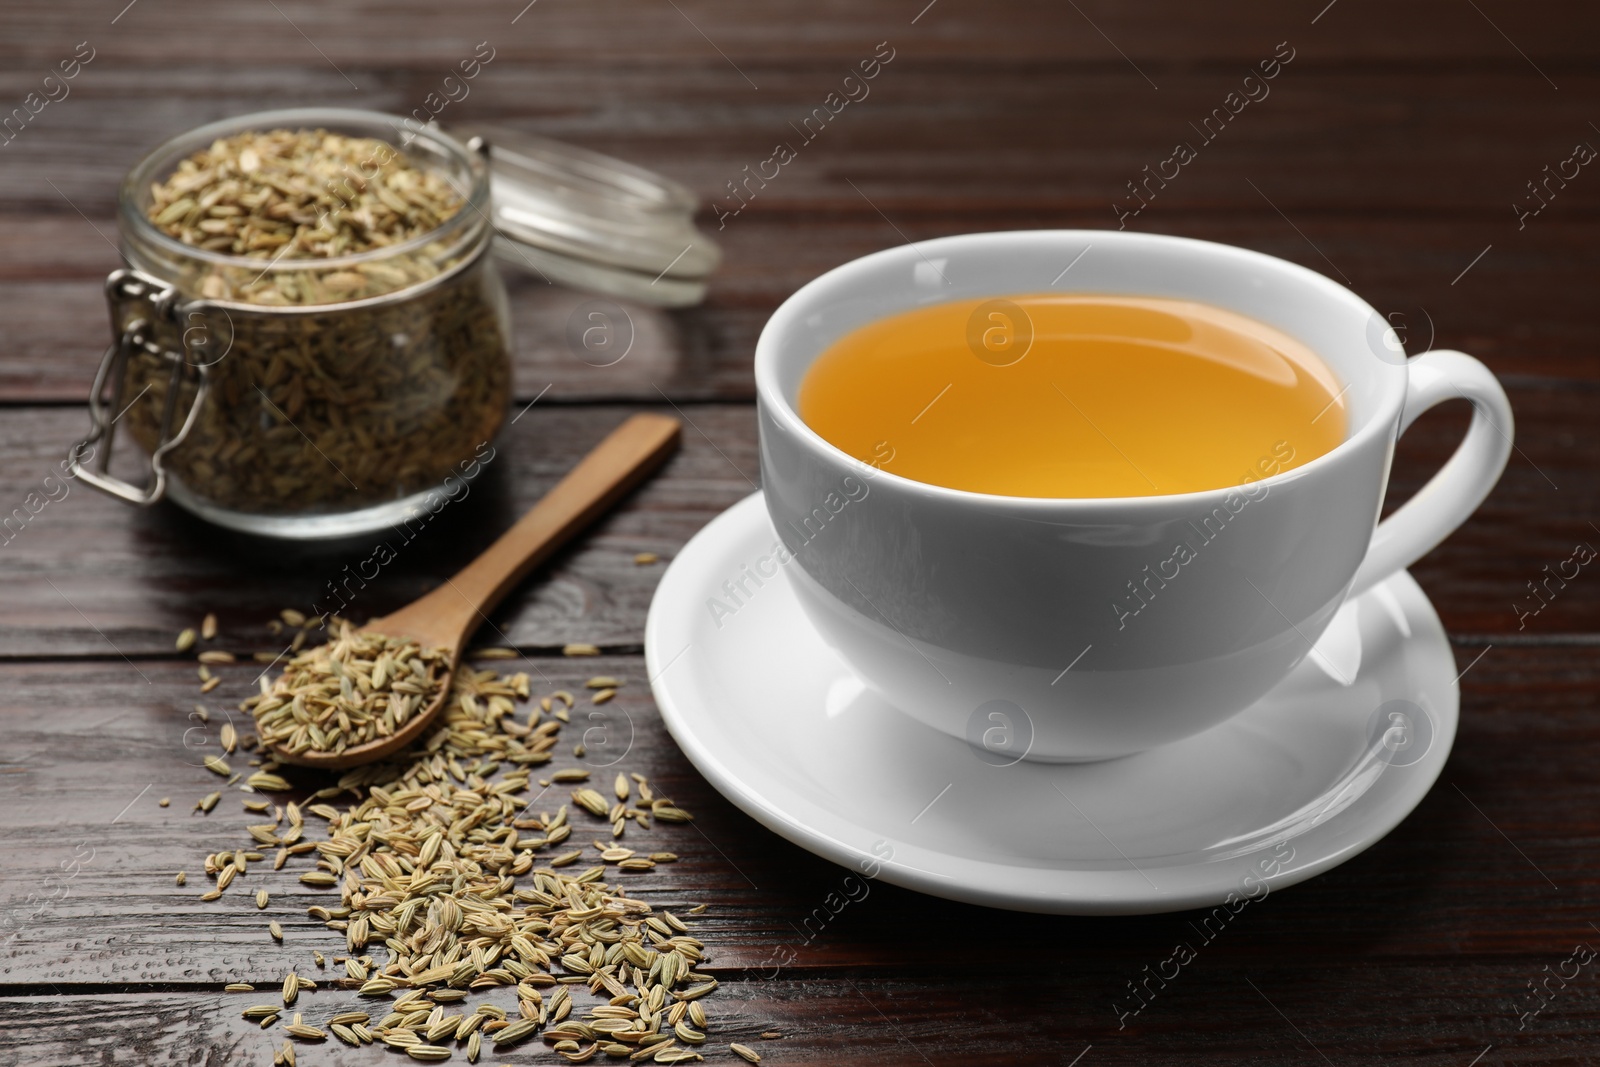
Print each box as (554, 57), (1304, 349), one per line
(145, 128), (464, 276)
(120, 126), (510, 518)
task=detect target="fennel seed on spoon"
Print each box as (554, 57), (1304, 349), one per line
(244, 621), (449, 757)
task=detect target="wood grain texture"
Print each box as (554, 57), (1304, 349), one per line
(4, 59), (1600, 400)
(0, 0), (1597, 66)
(370, 413), (684, 644)
(1, 975), (1595, 1067)
(0, 392), (1593, 660)
(2, 0), (1597, 1062)
(0, 404), (755, 659)
(5, 215), (1600, 402)
(1, 647), (1597, 1063)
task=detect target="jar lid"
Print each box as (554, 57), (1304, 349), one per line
(458, 125), (721, 307)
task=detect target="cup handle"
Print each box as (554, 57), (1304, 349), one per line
(1347, 349), (1514, 599)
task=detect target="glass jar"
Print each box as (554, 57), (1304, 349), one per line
(75, 107), (725, 542)
(71, 108), (511, 538)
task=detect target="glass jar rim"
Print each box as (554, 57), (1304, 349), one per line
(118, 106), (490, 275)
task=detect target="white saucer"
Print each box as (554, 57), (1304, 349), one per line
(645, 493), (1458, 915)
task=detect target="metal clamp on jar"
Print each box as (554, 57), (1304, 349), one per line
(72, 107), (719, 539)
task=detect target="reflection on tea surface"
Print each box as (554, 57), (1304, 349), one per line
(799, 294), (1345, 498)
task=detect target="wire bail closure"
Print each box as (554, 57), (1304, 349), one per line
(70, 268), (213, 505)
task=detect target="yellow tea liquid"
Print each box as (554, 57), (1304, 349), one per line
(798, 294), (1345, 498)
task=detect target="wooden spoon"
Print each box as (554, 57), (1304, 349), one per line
(271, 413), (680, 770)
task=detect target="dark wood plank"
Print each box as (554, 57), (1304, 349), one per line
(6, 214), (1600, 403)
(2, 0), (1598, 67)
(0, 655), (731, 986)
(0, 385), (1593, 660)
(1, 972), (1594, 1067)
(6, 64), (1598, 215)
(3, 0), (1598, 1062)
(1, 646), (1597, 978)
(0, 643), (1596, 970)
(5, 56), (1600, 400)
(0, 404), (756, 659)
(0, 646), (1597, 1063)
(0, 270), (769, 405)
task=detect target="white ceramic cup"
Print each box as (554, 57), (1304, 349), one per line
(754, 230), (1513, 761)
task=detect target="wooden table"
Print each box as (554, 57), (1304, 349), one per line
(3, 1), (1598, 1062)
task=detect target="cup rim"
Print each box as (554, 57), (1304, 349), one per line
(754, 228), (1407, 512)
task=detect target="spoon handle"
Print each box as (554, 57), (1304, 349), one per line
(373, 413), (681, 651)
